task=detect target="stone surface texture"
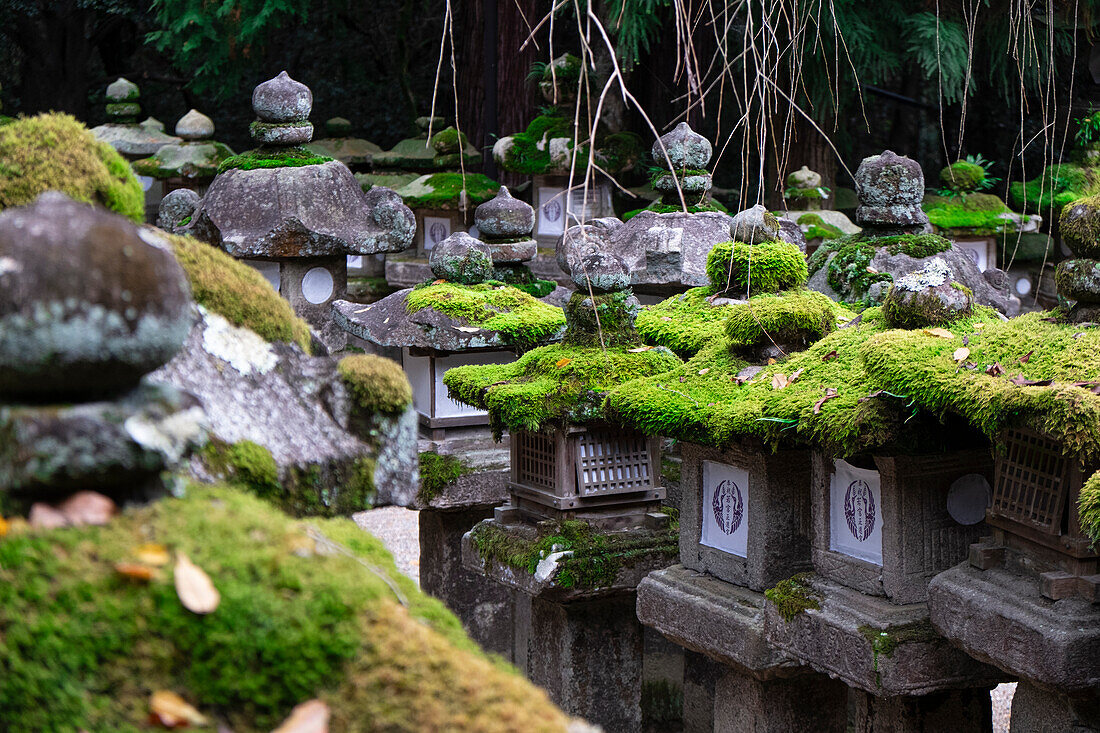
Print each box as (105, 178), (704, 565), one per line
(883, 257), (974, 328)
(157, 189), (201, 233)
(429, 231), (494, 283)
(251, 71), (312, 123)
(855, 150), (929, 228)
(652, 121), (712, 169)
(175, 109), (214, 140)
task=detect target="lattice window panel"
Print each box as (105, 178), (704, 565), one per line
(576, 429), (652, 497)
(992, 429), (1069, 534)
(515, 431), (557, 492)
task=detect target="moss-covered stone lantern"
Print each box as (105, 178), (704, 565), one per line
(132, 109), (234, 203)
(182, 71), (414, 350)
(778, 165), (860, 255)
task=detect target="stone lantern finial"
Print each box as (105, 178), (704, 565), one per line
(105, 77), (141, 123)
(475, 186), (536, 265)
(250, 71), (313, 146)
(175, 109), (214, 141)
(651, 122), (713, 205)
(854, 150), (928, 230)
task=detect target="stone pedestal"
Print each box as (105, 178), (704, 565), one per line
(850, 687), (994, 733)
(1010, 680), (1100, 733)
(715, 669), (847, 733)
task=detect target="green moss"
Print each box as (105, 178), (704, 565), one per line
(217, 146), (332, 173)
(765, 573), (821, 622)
(132, 141), (235, 179)
(444, 343), (681, 436)
(0, 484), (572, 732)
(636, 286), (736, 358)
(563, 290), (641, 347)
(923, 192), (1025, 234)
(338, 354), (412, 416)
(1079, 471), (1100, 545)
(418, 452), (473, 503)
(0, 113), (143, 222)
(515, 279), (556, 298)
(202, 439), (281, 497)
(622, 199), (727, 220)
(706, 239), (809, 294)
(724, 290), (839, 348)
(430, 126), (467, 153)
(469, 518), (678, 590)
(395, 172), (499, 209)
(797, 213), (844, 240)
(279, 456), (377, 517)
(405, 282), (565, 352)
(164, 233), (313, 352)
(497, 113), (641, 176)
(861, 310), (1100, 464)
(939, 160), (986, 192)
(825, 239), (894, 298)
(1009, 163), (1100, 215)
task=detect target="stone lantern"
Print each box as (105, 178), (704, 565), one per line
(778, 165), (860, 255)
(132, 109), (234, 202)
(185, 71), (415, 350)
(304, 116), (382, 172)
(90, 77), (181, 221)
(0, 193), (204, 501)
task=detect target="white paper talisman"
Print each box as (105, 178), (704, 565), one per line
(829, 459), (883, 565)
(700, 460), (749, 557)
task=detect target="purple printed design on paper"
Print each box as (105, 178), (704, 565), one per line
(711, 479), (744, 535)
(844, 479), (876, 542)
(429, 221), (448, 244)
(543, 199), (562, 223)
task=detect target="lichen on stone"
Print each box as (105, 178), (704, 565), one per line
(337, 354), (413, 416)
(0, 113), (143, 222)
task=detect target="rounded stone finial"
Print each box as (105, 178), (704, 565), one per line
(140, 117), (165, 132)
(429, 232), (494, 284)
(0, 193), (193, 398)
(252, 71), (312, 123)
(854, 150), (928, 227)
(652, 122), (712, 170)
(474, 187), (533, 239)
(786, 165), (822, 189)
(730, 204), (780, 245)
(882, 258), (972, 329)
(175, 109), (214, 140)
(571, 251), (630, 293)
(106, 77), (139, 101)
(326, 117), (353, 137)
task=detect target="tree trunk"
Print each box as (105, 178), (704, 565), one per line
(15, 3), (94, 118)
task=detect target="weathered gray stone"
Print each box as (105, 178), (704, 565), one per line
(157, 188), (201, 233)
(556, 217), (621, 275)
(92, 122), (180, 158)
(192, 163), (414, 258)
(140, 117), (165, 132)
(652, 121), (712, 170)
(251, 70), (312, 123)
(106, 77), (138, 101)
(486, 238), (537, 264)
(277, 256), (347, 350)
(175, 109), (214, 140)
(0, 193), (192, 397)
(714, 667), (847, 733)
(1056, 258), (1100, 303)
(428, 231), (494, 283)
(1059, 197), (1100, 259)
(325, 117), (352, 136)
(1009, 680), (1100, 732)
(787, 165), (821, 189)
(679, 442), (812, 592)
(777, 218), (807, 252)
(0, 382), (205, 496)
(730, 204), (779, 244)
(849, 687), (995, 733)
(871, 246), (1019, 316)
(151, 307), (417, 506)
(570, 251), (630, 293)
(250, 121), (312, 145)
(475, 186), (534, 239)
(855, 150), (929, 228)
(883, 257), (973, 329)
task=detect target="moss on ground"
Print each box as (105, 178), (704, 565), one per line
(861, 310), (1100, 464)
(405, 282), (565, 352)
(418, 451), (472, 503)
(1079, 471), (1100, 544)
(164, 232), (313, 352)
(724, 290), (840, 348)
(0, 484), (572, 732)
(338, 354), (413, 416)
(396, 172), (499, 209)
(706, 239), (808, 295)
(469, 518), (678, 590)
(0, 113), (143, 222)
(444, 343), (681, 436)
(218, 146), (333, 173)
(635, 286), (735, 358)
(765, 573), (821, 622)
(1009, 163), (1100, 215)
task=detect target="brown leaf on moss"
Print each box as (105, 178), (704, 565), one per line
(986, 362), (1003, 377)
(788, 367), (804, 384)
(771, 372), (789, 390)
(924, 327), (954, 339)
(822, 350), (838, 361)
(813, 388), (839, 414)
(555, 358), (572, 368)
(149, 690), (208, 728)
(272, 699), (330, 733)
(1019, 349), (1033, 363)
(953, 347), (970, 363)
(0, 515), (8, 538)
(174, 552), (220, 614)
(135, 543), (171, 566)
(115, 562), (156, 581)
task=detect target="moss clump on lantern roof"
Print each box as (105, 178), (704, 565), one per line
(0, 113), (143, 222)
(1009, 162), (1100, 215)
(395, 172), (500, 209)
(338, 354), (413, 416)
(443, 342), (681, 437)
(806, 232), (952, 303)
(939, 160), (987, 192)
(562, 290), (642, 348)
(1078, 471), (1100, 544)
(796, 213), (844, 241)
(723, 290), (842, 348)
(606, 306), (973, 455)
(921, 192), (1029, 235)
(705, 239), (809, 295)
(357, 171), (420, 193)
(622, 199), (727, 221)
(200, 439), (281, 497)
(132, 141), (235, 179)
(164, 232), (313, 353)
(765, 573), (822, 622)
(405, 281), (566, 352)
(0, 484), (575, 732)
(861, 310), (1100, 465)
(217, 145), (333, 173)
(469, 517), (678, 591)
(636, 286), (736, 358)
(494, 112), (642, 176)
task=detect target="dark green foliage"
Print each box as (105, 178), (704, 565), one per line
(1009, 163), (1100, 215)
(496, 113), (641, 176)
(765, 573), (821, 622)
(418, 451), (472, 503)
(706, 239), (809, 295)
(218, 146), (332, 173)
(469, 519), (678, 590)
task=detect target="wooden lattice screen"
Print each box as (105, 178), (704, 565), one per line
(992, 429), (1069, 534)
(575, 429), (653, 497)
(514, 430), (557, 492)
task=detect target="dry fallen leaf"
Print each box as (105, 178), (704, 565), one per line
(767, 357), (777, 365)
(813, 388), (840, 414)
(272, 699), (331, 733)
(924, 327), (954, 339)
(0, 516), (8, 538)
(29, 503), (68, 530)
(973, 323), (985, 329)
(58, 491), (117, 527)
(627, 346), (654, 352)
(136, 543), (171, 566)
(771, 372), (789, 390)
(149, 690), (209, 728)
(953, 347), (970, 363)
(555, 357), (572, 368)
(986, 362), (1004, 377)
(1018, 350), (1034, 364)
(174, 552), (220, 615)
(822, 350), (838, 362)
(698, 368), (710, 376)
(432, 279), (446, 285)
(788, 367), (804, 384)
(115, 562), (156, 581)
